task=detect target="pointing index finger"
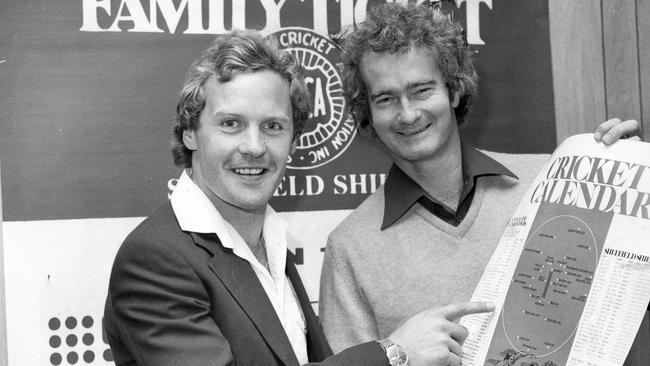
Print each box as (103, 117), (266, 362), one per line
(439, 301), (495, 321)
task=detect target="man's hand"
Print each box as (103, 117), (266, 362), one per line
(388, 301), (494, 366)
(594, 118), (641, 145)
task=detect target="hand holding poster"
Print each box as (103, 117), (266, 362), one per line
(460, 134), (650, 366)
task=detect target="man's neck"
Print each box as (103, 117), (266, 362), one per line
(394, 134), (464, 210)
(188, 169), (266, 246)
(186, 170), (270, 268)
(211, 197), (271, 269)
(210, 197), (265, 246)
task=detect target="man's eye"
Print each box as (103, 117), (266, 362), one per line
(264, 121), (284, 130)
(375, 96), (393, 105)
(414, 87), (433, 97)
(221, 120), (240, 128)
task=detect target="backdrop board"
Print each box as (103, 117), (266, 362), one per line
(0, 1), (555, 365)
(0, 163), (7, 366)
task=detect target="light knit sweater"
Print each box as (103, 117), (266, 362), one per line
(319, 151), (549, 353)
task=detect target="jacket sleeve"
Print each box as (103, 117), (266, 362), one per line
(105, 235), (235, 366)
(319, 235), (381, 354)
(307, 342), (389, 366)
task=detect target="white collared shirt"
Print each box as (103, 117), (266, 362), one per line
(170, 170), (308, 365)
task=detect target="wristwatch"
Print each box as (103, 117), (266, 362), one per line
(377, 338), (409, 366)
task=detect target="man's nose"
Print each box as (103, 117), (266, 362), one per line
(238, 129), (267, 158)
(398, 98), (420, 124)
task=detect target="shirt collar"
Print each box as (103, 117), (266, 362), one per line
(460, 143), (518, 181)
(170, 170), (289, 272)
(381, 143), (518, 229)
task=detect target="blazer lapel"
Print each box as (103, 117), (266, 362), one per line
(190, 232), (300, 366)
(285, 251), (332, 362)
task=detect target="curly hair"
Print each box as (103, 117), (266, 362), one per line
(341, 2), (478, 132)
(171, 30), (310, 168)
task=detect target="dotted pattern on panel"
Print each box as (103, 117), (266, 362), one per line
(48, 316), (113, 365)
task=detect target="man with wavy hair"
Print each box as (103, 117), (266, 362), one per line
(103, 29), (495, 366)
(320, 2), (646, 365)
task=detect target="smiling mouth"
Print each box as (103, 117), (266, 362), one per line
(398, 124), (430, 136)
(234, 168), (265, 176)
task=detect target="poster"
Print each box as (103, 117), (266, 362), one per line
(461, 135), (650, 366)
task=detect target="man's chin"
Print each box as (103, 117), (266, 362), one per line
(393, 150), (435, 163)
(390, 141), (446, 163)
(235, 192), (274, 212)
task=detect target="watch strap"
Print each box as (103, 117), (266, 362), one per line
(377, 337), (396, 351)
(376, 338), (408, 366)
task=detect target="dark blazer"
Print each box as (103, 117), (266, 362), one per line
(104, 202), (388, 366)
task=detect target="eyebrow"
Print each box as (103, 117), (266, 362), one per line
(210, 110), (292, 123)
(369, 80), (440, 100)
(407, 80), (440, 90)
(264, 115), (292, 123)
(210, 110), (241, 119)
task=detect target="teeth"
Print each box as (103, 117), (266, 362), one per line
(235, 168), (263, 175)
(399, 125), (428, 136)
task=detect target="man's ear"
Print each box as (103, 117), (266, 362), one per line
(451, 91), (460, 108)
(290, 139), (297, 155)
(183, 129), (198, 151)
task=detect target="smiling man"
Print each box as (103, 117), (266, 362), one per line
(103, 30), (495, 366)
(319, 2), (647, 365)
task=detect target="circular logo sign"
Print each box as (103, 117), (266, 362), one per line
(272, 27), (356, 170)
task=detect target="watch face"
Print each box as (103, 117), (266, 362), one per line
(388, 346), (408, 366)
(397, 352), (408, 365)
